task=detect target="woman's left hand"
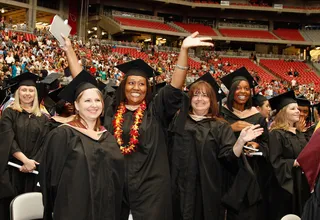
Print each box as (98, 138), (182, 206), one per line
(181, 32), (214, 50)
(239, 124), (264, 143)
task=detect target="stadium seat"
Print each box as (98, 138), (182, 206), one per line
(273, 29), (305, 41)
(114, 17), (178, 32)
(260, 59), (320, 90)
(219, 28), (277, 40)
(10, 192), (44, 220)
(174, 22), (217, 36)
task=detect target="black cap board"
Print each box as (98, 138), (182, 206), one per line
(220, 67), (257, 90)
(296, 95), (310, 107)
(8, 72), (40, 93)
(252, 94), (267, 107)
(187, 72), (226, 101)
(269, 90), (297, 112)
(115, 59), (160, 79)
(41, 73), (60, 91)
(58, 70), (97, 103)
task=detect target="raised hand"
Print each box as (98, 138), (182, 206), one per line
(239, 124), (264, 143)
(60, 34), (73, 52)
(181, 32), (214, 50)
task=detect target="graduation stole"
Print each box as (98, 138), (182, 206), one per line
(113, 100), (147, 155)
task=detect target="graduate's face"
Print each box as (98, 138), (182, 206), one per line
(19, 85), (35, 105)
(75, 88), (103, 121)
(233, 80), (250, 105)
(298, 105), (309, 120)
(125, 76), (147, 105)
(257, 100), (271, 118)
(191, 88), (210, 116)
(286, 103), (300, 124)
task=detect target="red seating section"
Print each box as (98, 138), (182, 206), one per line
(260, 59), (320, 90)
(112, 47), (149, 60)
(174, 22), (217, 36)
(211, 57), (274, 83)
(219, 28), (277, 39)
(273, 29), (305, 41)
(2, 30), (37, 42)
(114, 17), (178, 32)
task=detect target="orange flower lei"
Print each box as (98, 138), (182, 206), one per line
(113, 100), (147, 155)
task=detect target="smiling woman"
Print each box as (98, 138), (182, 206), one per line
(268, 91), (311, 219)
(220, 67), (270, 220)
(0, 72), (49, 220)
(40, 71), (124, 220)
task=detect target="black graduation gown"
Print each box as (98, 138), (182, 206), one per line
(304, 124), (316, 142)
(0, 108), (49, 219)
(170, 116), (239, 220)
(40, 125), (124, 220)
(269, 129), (310, 220)
(104, 84), (183, 220)
(301, 176), (320, 220)
(220, 107), (271, 220)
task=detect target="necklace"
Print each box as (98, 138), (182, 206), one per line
(113, 100), (147, 155)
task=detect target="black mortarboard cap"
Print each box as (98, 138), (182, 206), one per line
(269, 90), (297, 112)
(48, 87), (64, 103)
(252, 94), (267, 107)
(220, 67), (257, 90)
(151, 82), (167, 94)
(58, 70), (97, 103)
(8, 72), (40, 93)
(41, 73), (60, 90)
(296, 95), (310, 107)
(187, 72), (226, 101)
(97, 80), (106, 91)
(115, 59), (160, 79)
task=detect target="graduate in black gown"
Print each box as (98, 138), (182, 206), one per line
(0, 72), (49, 219)
(62, 32), (213, 220)
(219, 67), (270, 220)
(297, 126), (320, 220)
(268, 91), (310, 220)
(40, 70), (124, 220)
(170, 72), (264, 220)
(252, 94), (271, 121)
(296, 95), (315, 141)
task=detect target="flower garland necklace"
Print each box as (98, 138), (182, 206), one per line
(113, 100), (147, 155)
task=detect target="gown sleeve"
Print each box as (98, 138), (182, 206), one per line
(256, 116), (269, 158)
(0, 108), (21, 154)
(269, 130), (295, 194)
(153, 84), (183, 128)
(217, 121), (239, 170)
(40, 127), (71, 220)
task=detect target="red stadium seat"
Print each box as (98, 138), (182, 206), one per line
(273, 29), (305, 41)
(174, 22), (217, 36)
(219, 28), (277, 40)
(114, 17), (178, 32)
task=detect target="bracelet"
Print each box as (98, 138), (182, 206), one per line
(175, 64), (189, 70)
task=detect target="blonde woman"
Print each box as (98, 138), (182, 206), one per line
(268, 91), (310, 220)
(0, 72), (49, 219)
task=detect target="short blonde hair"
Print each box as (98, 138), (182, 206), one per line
(11, 86), (42, 117)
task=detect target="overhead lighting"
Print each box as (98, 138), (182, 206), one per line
(88, 30), (91, 34)
(1, 9), (5, 14)
(144, 38), (151, 42)
(93, 27), (97, 31)
(102, 32), (105, 35)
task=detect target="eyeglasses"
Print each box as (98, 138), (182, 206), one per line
(193, 92), (208, 98)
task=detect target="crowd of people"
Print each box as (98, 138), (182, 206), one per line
(0, 30), (320, 220)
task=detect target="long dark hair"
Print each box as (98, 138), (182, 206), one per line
(227, 80), (252, 111)
(114, 75), (153, 109)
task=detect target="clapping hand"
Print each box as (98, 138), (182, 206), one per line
(239, 124), (264, 143)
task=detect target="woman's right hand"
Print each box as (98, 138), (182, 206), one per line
(61, 34), (73, 52)
(20, 159), (39, 173)
(231, 121), (253, 132)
